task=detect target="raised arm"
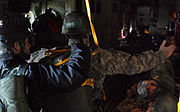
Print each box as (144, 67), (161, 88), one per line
(90, 40), (176, 76)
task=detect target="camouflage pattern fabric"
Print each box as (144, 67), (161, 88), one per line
(88, 48), (166, 112)
(90, 49), (165, 76)
(29, 48), (166, 112)
(115, 59), (178, 112)
(89, 49), (165, 100)
(115, 81), (157, 112)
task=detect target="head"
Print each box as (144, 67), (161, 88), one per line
(61, 11), (91, 38)
(11, 35), (33, 59)
(0, 18), (34, 60)
(33, 8), (63, 34)
(32, 9), (67, 50)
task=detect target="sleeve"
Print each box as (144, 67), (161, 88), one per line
(90, 49), (165, 76)
(27, 43), (91, 93)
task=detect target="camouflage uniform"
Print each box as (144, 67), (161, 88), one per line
(89, 49), (165, 111)
(29, 48), (166, 112)
(90, 49), (165, 89)
(90, 49), (165, 76)
(115, 59), (178, 112)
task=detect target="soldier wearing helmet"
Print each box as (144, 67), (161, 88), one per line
(115, 35), (179, 112)
(60, 11), (177, 111)
(0, 10), (91, 112)
(29, 11), (94, 112)
(62, 11), (90, 37)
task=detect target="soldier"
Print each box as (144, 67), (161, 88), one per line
(114, 35), (179, 112)
(30, 11), (94, 112)
(90, 34), (176, 111)
(114, 59), (178, 112)
(31, 10), (176, 112)
(0, 12), (90, 112)
(115, 55), (179, 112)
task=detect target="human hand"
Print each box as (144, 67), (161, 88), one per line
(159, 40), (176, 59)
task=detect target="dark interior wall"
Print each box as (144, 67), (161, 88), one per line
(76, 0), (82, 12)
(155, 0), (176, 32)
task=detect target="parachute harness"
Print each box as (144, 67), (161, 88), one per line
(45, 0), (100, 87)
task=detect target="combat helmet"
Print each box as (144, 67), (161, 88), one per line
(62, 11), (90, 38)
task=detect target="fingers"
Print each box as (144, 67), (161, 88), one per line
(170, 40), (175, 44)
(167, 44), (176, 50)
(161, 40), (167, 47)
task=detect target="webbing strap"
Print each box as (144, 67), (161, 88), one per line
(178, 95), (180, 112)
(53, 49), (99, 66)
(45, 49), (71, 57)
(81, 78), (94, 87)
(45, 2), (101, 86)
(54, 58), (70, 66)
(85, 0), (101, 49)
(45, 0), (101, 66)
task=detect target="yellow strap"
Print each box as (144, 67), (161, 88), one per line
(178, 94), (180, 112)
(46, 0), (100, 65)
(45, 49), (71, 56)
(46, 48), (99, 66)
(81, 78), (94, 87)
(45, 47), (98, 87)
(54, 57), (94, 87)
(48, 49), (98, 87)
(152, 75), (159, 80)
(54, 56), (94, 87)
(91, 49), (99, 55)
(54, 58), (70, 66)
(85, 0), (101, 49)
(144, 30), (150, 34)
